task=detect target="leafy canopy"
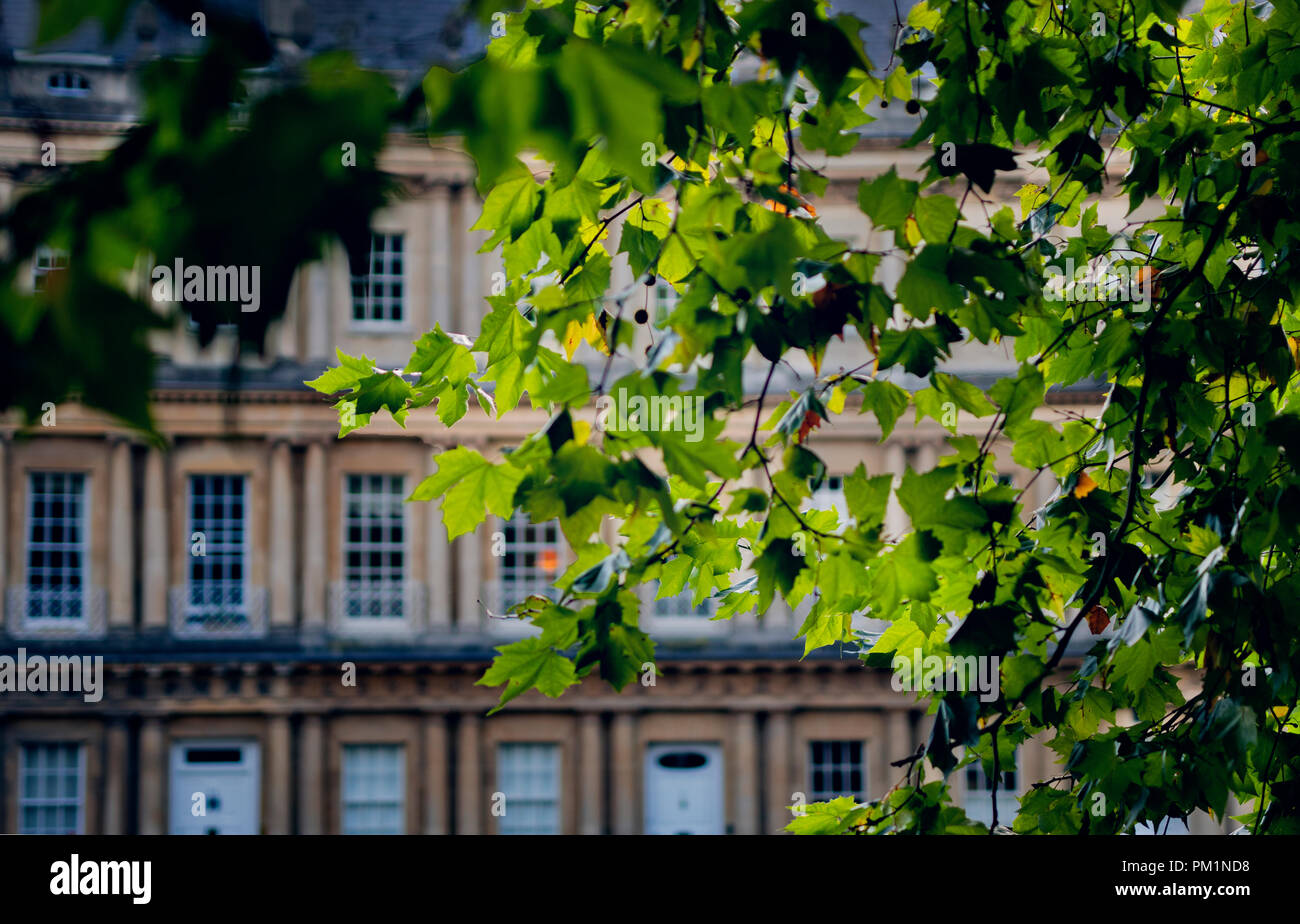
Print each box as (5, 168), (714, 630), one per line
(313, 0), (1300, 835)
(12, 0), (1300, 835)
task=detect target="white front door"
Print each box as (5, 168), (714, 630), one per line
(169, 740), (260, 834)
(644, 743), (724, 835)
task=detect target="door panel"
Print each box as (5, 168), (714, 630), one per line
(169, 740), (260, 834)
(644, 743), (724, 835)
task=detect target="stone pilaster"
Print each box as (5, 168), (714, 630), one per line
(579, 713), (604, 835)
(455, 713), (481, 834)
(301, 441), (327, 631)
(610, 712), (637, 835)
(269, 441), (295, 627)
(108, 438), (133, 628)
(142, 447), (168, 629)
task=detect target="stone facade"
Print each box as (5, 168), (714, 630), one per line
(0, 0), (1226, 835)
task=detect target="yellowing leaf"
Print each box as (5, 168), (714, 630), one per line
(1073, 471), (1098, 498)
(805, 344), (825, 376)
(1016, 183), (1045, 221)
(562, 314), (607, 359)
(562, 319), (585, 360)
(682, 37), (702, 70)
(904, 216), (921, 247)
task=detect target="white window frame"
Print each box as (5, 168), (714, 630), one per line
(350, 231), (406, 328)
(791, 475), (861, 631)
(33, 246), (68, 293)
(341, 743), (406, 835)
(642, 571), (726, 638)
(653, 278), (680, 323)
(652, 580), (717, 621)
(808, 739), (866, 803)
(496, 742), (560, 835)
(341, 474), (408, 621)
(806, 474), (849, 531)
(18, 742), (85, 834)
(185, 474), (249, 624)
(24, 471), (90, 629)
(496, 511), (564, 611)
(963, 748), (1020, 827)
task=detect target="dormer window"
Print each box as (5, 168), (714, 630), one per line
(47, 71), (91, 98)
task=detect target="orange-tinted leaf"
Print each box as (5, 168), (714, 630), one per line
(1085, 605), (1109, 635)
(797, 409), (823, 443)
(1073, 472), (1098, 498)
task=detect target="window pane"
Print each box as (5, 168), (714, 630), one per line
(342, 475), (406, 618)
(497, 743), (560, 835)
(18, 743), (82, 834)
(341, 744), (405, 835)
(26, 472), (87, 621)
(187, 475), (247, 623)
(349, 233), (405, 323)
(498, 512), (563, 608)
(808, 739), (865, 802)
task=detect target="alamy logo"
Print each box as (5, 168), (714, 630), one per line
(50, 855), (150, 904)
(594, 389), (705, 442)
(890, 649), (1001, 703)
(0, 648), (103, 703)
(151, 258), (260, 312)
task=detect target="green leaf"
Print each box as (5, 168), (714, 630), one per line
(555, 43), (664, 191)
(858, 168), (918, 231)
(472, 159), (542, 248)
(844, 463), (893, 529)
(479, 636), (579, 711)
(914, 194), (961, 242)
(412, 447), (526, 540)
(858, 379), (910, 440)
(896, 244), (965, 319)
(406, 326), (477, 385)
(305, 349), (376, 394)
(896, 466), (960, 530)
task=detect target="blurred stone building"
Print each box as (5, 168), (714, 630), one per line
(0, 0), (1212, 835)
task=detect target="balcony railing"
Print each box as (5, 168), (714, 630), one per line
(481, 579), (560, 635)
(170, 582), (267, 639)
(328, 580), (426, 636)
(645, 590), (729, 638)
(6, 585), (107, 638)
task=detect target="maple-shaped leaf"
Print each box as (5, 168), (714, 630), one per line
(936, 143), (1019, 194)
(1085, 605), (1110, 635)
(812, 282), (857, 332)
(411, 447), (525, 540)
(478, 636), (578, 712)
(797, 409), (824, 443)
